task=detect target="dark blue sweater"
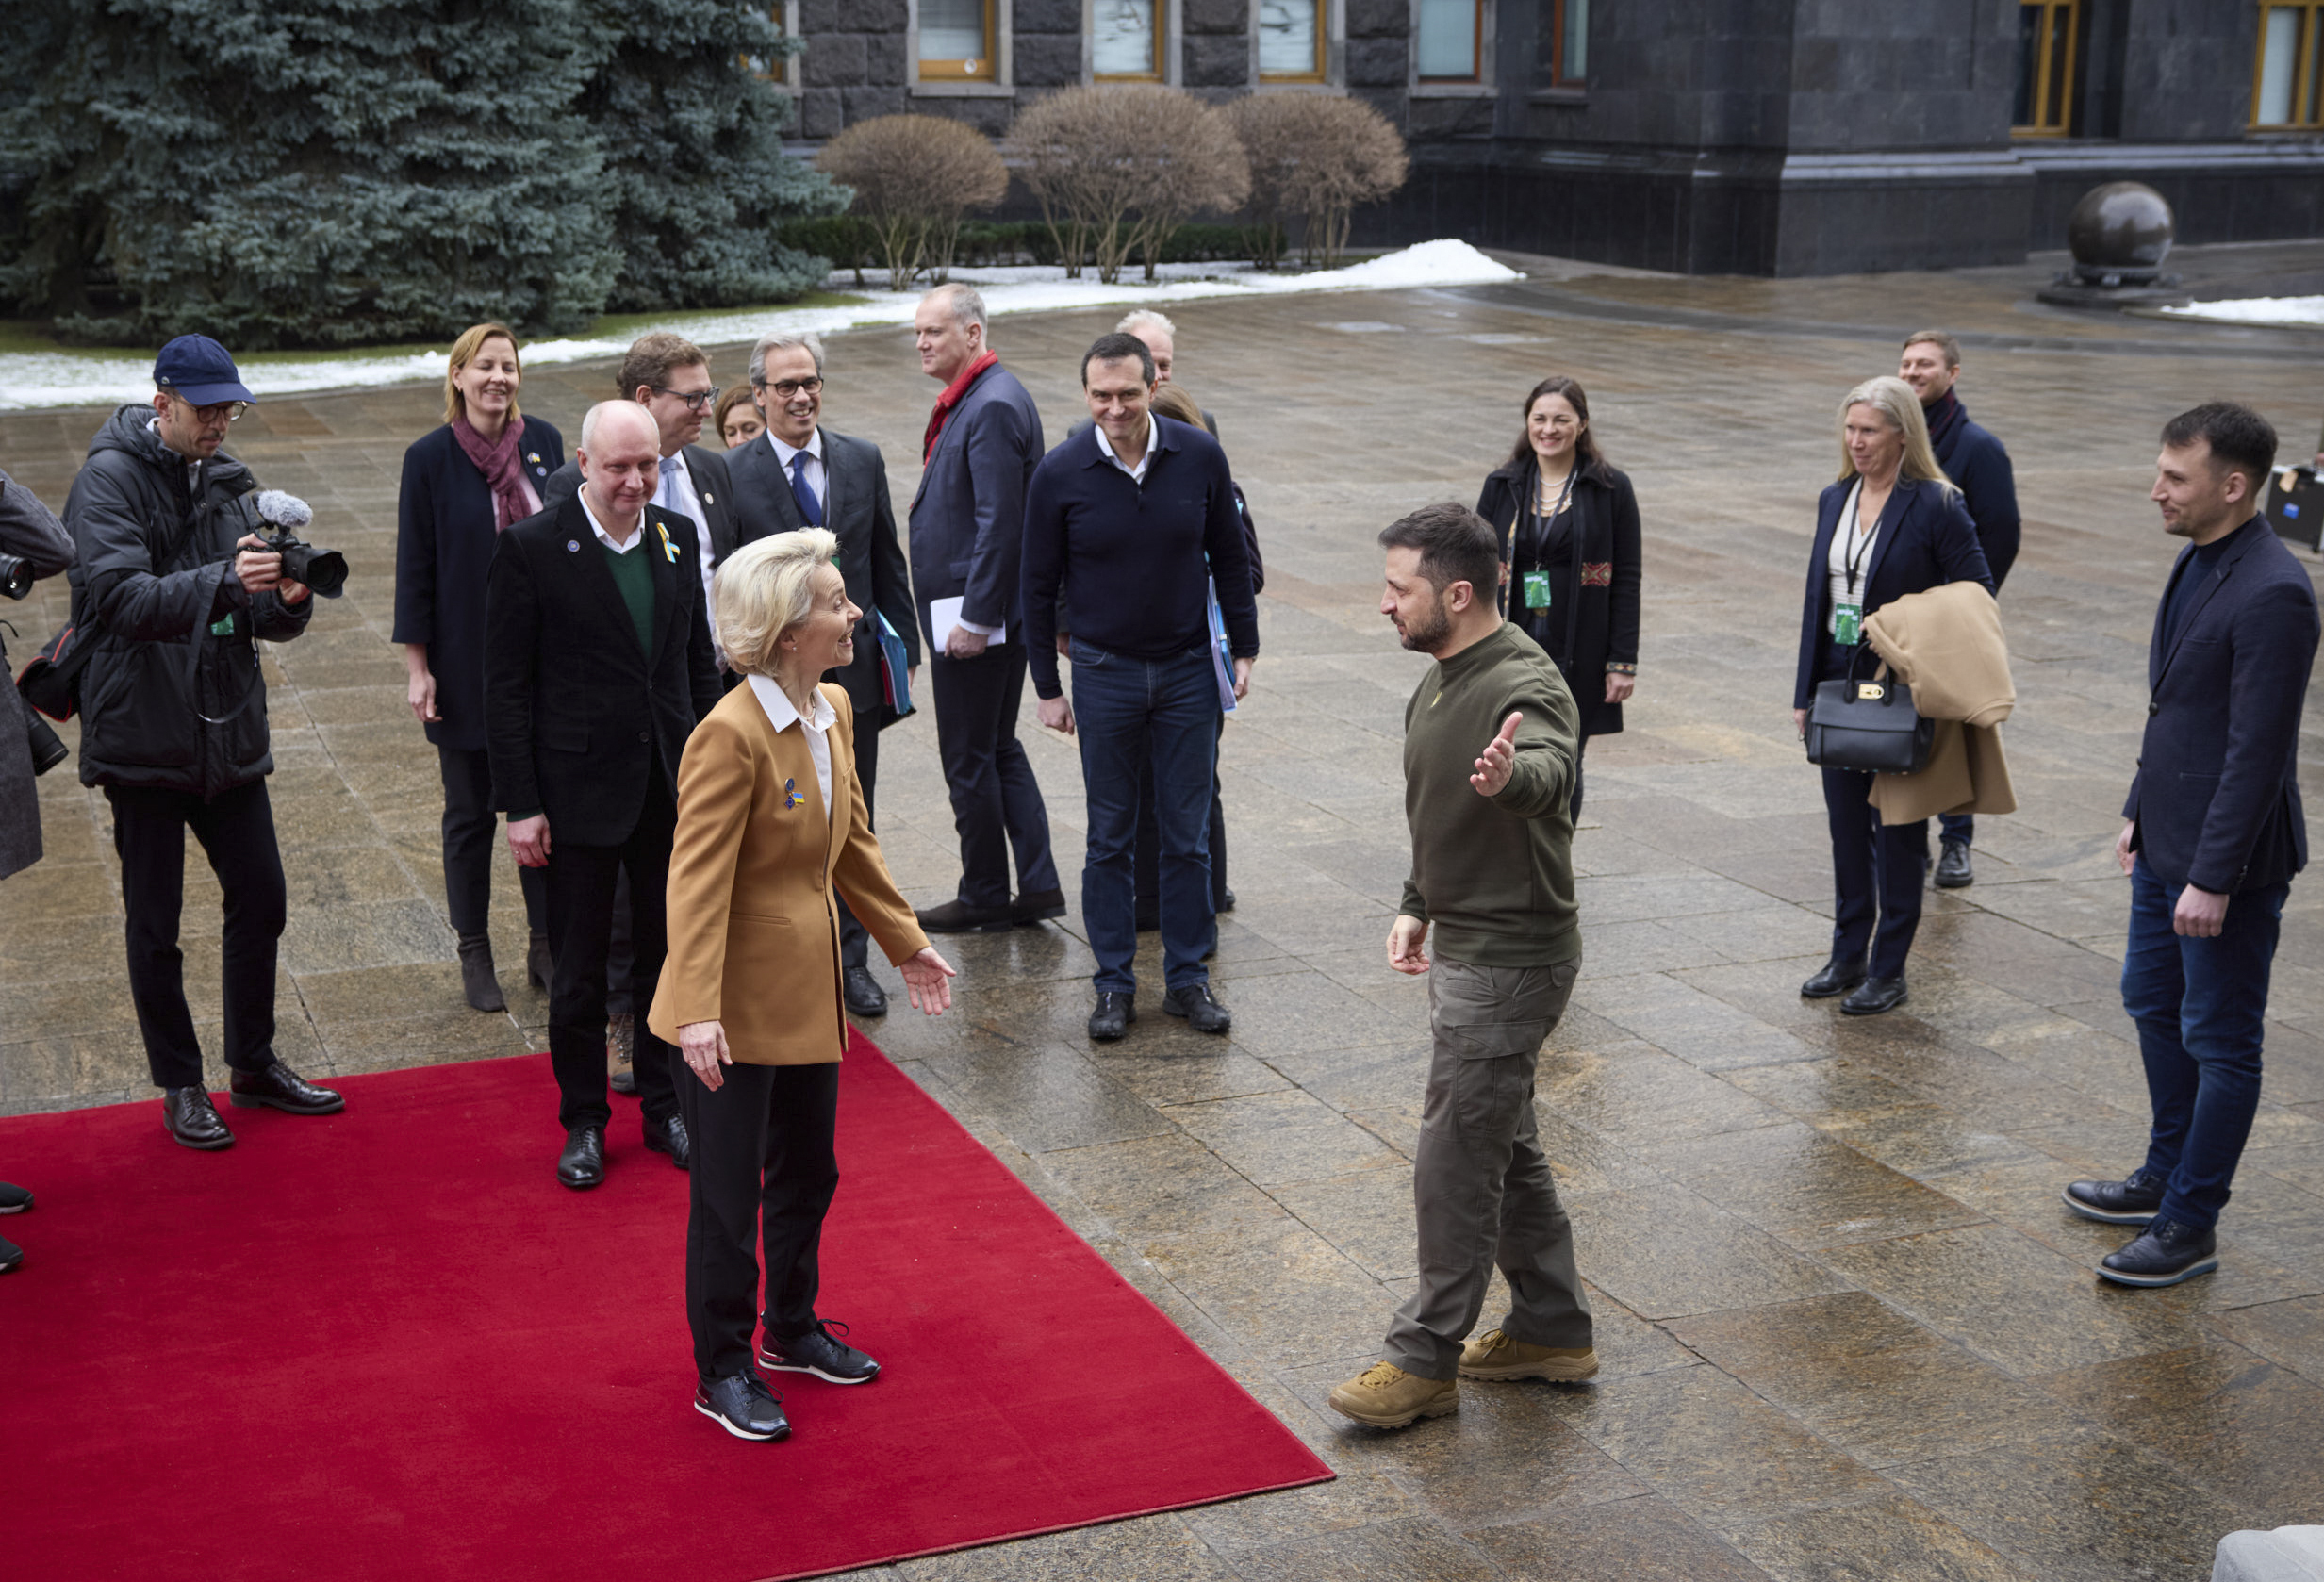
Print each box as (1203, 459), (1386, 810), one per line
(1021, 416), (1260, 700)
(1925, 392), (2020, 588)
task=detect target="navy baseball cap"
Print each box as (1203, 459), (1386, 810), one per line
(153, 335), (255, 405)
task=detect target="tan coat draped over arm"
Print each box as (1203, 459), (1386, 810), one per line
(1864, 581), (2018, 827)
(649, 682), (929, 1065)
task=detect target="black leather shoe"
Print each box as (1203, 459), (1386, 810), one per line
(843, 965), (888, 1017)
(1162, 982), (1232, 1033)
(915, 898), (1014, 934)
(163, 1087), (235, 1150)
(2063, 1170), (2166, 1226)
(2099, 1216), (2219, 1287)
(527, 930), (554, 991)
(456, 932), (505, 1012)
(1934, 838), (1973, 889)
(0, 1233), (21, 1273)
(229, 1062), (346, 1115)
(607, 1013), (636, 1095)
(557, 1126), (605, 1189)
(1840, 976), (1907, 1016)
(694, 1371), (791, 1441)
(1089, 991), (1136, 1041)
(1801, 955), (1867, 998)
(761, 1319), (881, 1384)
(1012, 887), (1067, 926)
(643, 1112), (691, 1171)
(0, 1181), (32, 1214)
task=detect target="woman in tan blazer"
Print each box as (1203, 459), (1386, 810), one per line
(649, 528), (955, 1442)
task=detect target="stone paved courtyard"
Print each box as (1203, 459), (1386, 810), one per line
(7, 244), (2324, 1581)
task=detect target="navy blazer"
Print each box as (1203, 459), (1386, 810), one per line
(481, 495), (721, 842)
(391, 418), (564, 752)
(907, 362), (1044, 644)
(1792, 476), (1993, 711)
(1927, 395), (2021, 589)
(2125, 514), (2320, 894)
(728, 426), (921, 717)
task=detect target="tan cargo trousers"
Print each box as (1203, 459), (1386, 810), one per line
(1383, 954), (1593, 1381)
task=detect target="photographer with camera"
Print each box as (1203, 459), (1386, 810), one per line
(63, 335), (345, 1152)
(0, 465), (74, 1274)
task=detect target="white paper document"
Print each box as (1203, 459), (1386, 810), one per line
(929, 595), (1007, 650)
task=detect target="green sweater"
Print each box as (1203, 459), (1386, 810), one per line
(1399, 620), (1581, 967)
(599, 536), (656, 656)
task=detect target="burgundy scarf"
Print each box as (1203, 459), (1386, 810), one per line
(452, 414), (535, 530)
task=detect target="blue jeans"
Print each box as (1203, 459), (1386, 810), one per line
(1940, 811), (1973, 846)
(1070, 638), (1219, 995)
(2121, 859), (2285, 1230)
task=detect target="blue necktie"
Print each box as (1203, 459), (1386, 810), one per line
(655, 455), (682, 514)
(790, 453), (824, 526)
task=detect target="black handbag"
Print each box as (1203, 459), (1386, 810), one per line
(1805, 645), (1934, 774)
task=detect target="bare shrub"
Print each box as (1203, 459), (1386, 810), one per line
(1228, 95), (1410, 269)
(816, 115), (1008, 290)
(1012, 86), (1251, 285)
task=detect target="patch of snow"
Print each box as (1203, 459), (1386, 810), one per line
(2155, 295), (2324, 327)
(0, 241), (1521, 412)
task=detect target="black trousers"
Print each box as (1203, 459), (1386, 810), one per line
(544, 765), (679, 1131)
(678, 1060), (841, 1381)
(929, 645), (1058, 909)
(1816, 642), (1928, 979)
(107, 780), (287, 1091)
(1135, 710), (1230, 916)
(835, 717), (880, 969)
(436, 744), (546, 939)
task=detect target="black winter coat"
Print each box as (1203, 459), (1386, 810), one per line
(1477, 459), (1641, 738)
(64, 405), (313, 796)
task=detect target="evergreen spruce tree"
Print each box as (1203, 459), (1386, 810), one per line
(579, 0), (843, 313)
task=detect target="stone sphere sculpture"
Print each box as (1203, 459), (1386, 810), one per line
(2067, 181), (2175, 285)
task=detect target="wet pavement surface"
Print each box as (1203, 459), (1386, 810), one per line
(6, 241), (2324, 1579)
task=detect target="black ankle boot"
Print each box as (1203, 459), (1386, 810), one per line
(527, 930), (554, 991)
(457, 932), (505, 1012)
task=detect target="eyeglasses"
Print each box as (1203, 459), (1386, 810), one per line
(170, 393), (249, 422)
(754, 376), (824, 399)
(652, 386), (722, 413)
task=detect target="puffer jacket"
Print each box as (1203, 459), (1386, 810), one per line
(64, 404), (312, 795)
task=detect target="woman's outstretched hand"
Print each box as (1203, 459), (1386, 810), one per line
(899, 947), (957, 1014)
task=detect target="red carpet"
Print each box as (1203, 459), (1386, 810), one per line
(0, 1033), (1331, 1580)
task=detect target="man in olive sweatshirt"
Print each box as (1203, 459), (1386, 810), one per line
(1329, 502), (1596, 1431)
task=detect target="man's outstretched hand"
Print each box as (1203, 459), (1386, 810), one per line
(1470, 711), (1524, 798)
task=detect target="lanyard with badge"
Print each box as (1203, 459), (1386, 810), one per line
(1834, 486), (1876, 645)
(1521, 469), (1574, 612)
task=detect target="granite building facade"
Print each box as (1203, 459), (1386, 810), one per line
(779, 1), (2324, 275)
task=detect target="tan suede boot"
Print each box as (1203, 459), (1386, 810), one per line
(1327, 1361), (1459, 1428)
(1459, 1328), (1599, 1382)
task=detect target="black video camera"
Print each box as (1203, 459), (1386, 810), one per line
(253, 489), (348, 599)
(0, 552), (31, 601)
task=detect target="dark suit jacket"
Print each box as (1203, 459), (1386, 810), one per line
(728, 426), (920, 717)
(1927, 395), (2021, 589)
(543, 443), (737, 572)
(1792, 477), (1993, 711)
(907, 362), (1043, 644)
(1477, 459), (1642, 738)
(2125, 514), (2321, 893)
(392, 418), (564, 752)
(482, 495), (721, 843)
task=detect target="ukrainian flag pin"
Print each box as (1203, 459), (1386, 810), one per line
(783, 778), (805, 810)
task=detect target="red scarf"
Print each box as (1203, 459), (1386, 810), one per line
(923, 351), (998, 462)
(451, 414), (535, 531)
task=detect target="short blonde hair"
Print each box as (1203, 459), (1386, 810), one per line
(442, 322), (522, 427)
(715, 529), (841, 676)
(1836, 374), (1956, 492)
(1148, 383), (1203, 426)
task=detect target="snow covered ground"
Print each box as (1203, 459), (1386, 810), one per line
(2155, 295), (2324, 327)
(0, 240), (1519, 412)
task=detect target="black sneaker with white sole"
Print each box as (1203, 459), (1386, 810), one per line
(694, 1371), (791, 1441)
(0, 1180), (32, 1214)
(760, 1319), (881, 1384)
(2062, 1169), (2166, 1226)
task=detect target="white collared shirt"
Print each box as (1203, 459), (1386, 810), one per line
(654, 451), (717, 611)
(768, 427), (825, 518)
(1091, 414), (1157, 485)
(580, 491), (643, 554)
(748, 673), (837, 820)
